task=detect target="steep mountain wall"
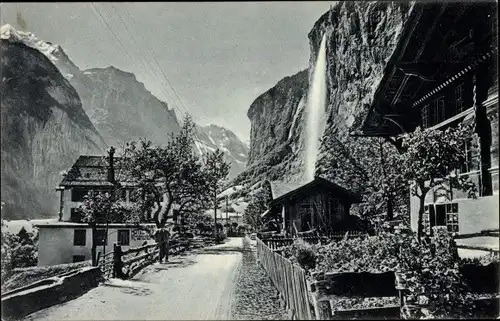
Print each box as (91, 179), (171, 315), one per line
(1, 24), (249, 220)
(234, 1), (413, 191)
(69, 66), (181, 149)
(0, 39), (106, 219)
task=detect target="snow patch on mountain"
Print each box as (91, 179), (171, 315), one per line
(1, 24), (60, 64)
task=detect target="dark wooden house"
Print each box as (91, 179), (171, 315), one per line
(263, 177), (362, 236)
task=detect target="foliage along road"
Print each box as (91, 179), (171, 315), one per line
(23, 238), (244, 320)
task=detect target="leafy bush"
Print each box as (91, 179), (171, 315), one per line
(1, 225), (38, 284)
(282, 239), (317, 270)
(398, 227), (476, 319)
(314, 232), (405, 273)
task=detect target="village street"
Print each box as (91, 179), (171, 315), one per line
(23, 238), (245, 320)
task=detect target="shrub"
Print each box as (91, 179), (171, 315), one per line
(283, 239), (317, 270)
(314, 232), (405, 273)
(398, 227), (476, 319)
(1, 226), (38, 284)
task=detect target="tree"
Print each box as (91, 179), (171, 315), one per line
(1, 223), (38, 282)
(244, 186), (272, 232)
(203, 149), (231, 238)
(399, 125), (478, 242)
(79, 191), (140, 266)
(316, 134), (408, 223)
(122, 115), (204, 229)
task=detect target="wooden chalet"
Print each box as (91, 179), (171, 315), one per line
(263, 177), (362, 237)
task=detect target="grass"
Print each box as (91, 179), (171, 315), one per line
(1, 260), (91, 293)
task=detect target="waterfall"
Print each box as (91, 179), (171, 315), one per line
(304, 34), (327, 182)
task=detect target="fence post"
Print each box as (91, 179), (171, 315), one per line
(113, 243), (124, 279)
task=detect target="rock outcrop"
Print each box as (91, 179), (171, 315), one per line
(68, 66), (181, 149)
(0, 35), (106, 219)
(1, 24), (249, 220)
(234, 2), (413, 191)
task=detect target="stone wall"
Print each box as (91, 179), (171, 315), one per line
(1, 267), (102, 320)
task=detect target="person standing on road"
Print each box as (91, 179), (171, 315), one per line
(155, 228), (166, 263)
(163, 227), (171, 262)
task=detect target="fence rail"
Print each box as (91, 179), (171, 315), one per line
(256, 237), (314, 320)
(262, 231), (366, 251)
(108, 238), (191, 279)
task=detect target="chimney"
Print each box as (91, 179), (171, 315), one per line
(108, 146), (116, 183)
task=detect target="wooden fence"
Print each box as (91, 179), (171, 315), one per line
(256, 237), (314, 320)
(98, 238), (191, 280)
(262, 231), (366, 251)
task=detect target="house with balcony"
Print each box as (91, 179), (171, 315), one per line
(35, 148), (157, 266)
(361, 2), (498, 255)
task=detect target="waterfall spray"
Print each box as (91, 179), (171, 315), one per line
(304, 34), (328, 182)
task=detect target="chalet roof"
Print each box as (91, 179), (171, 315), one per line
(60, 155), (134, 187)
(361, 1), (496, 136)
(269, 177), (362, 207)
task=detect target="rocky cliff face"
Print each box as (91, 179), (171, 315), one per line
(1, 25), (249, 219)
(0, 33), (106, 219)
(69, 66), (181, 149)
(234, 1), (413, 191)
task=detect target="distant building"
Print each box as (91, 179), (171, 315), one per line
(361, 2), (498, 254)
(263, 177), (362, 237)
(35, 148), (156, 266)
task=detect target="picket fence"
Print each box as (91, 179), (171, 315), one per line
(262, 230), (366, 250)
(256, 237), (314, 320)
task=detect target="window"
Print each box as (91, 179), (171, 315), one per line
(421, 105), (429, 128)
(445, 203), (459, 232)
(70, 208), (83, 222)
(118, 229), (130, 246)
(433, 96), (446, 125)
(424, 203), (459, 234)
(73, 255), (86, 263)
(74, 229), (86, 246)
(71, 188), (88, 202)
(95, 229), (107, 246)
(455, 84), (464, 113)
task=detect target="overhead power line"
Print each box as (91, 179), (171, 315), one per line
(89, 3), (203, 145)
(106, 3), (204, 144)
(121, 4), (205, 139)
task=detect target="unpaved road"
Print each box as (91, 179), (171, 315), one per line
(23, 238), (243, 320)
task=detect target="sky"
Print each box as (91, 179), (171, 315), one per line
(0, 2), (332, 142)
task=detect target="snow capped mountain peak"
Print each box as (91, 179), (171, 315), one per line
(1, 24), (60, 63)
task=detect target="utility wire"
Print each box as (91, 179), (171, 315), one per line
(89, 3), (196, 144)
(121, 4), (205, 141)
(110, 4), (205, 145)
(108, 4), (185, 121)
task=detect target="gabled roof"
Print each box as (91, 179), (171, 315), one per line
(60, 155), (134, 187)
(269, 177), (362, 207)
